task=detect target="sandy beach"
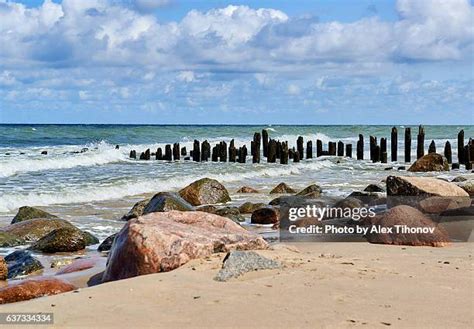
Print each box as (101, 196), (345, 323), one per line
(2, 242), (472, 329)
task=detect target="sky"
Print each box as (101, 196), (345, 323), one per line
(0, 0), (473, 124)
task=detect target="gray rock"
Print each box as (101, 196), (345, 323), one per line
(214, 251), (281, 282)
(98, 233), (117, 252)
(5, 250), (44, 279)
(11, 206), (58, 224)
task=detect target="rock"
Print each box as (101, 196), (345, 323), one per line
(0, 257), (7, 281)
(215, 207), (245, 223)
(82, 231), (99, 246)
(214, 251), (281, 282)
(269, 195), (325, 208)
(364, 205), (450, 247)
(5, 250), (44, 279)
(98, 233), (117, 252)
(269, 183), (296, 194)
(296, 184), (322, 196)
(334, 197), (364, 210)
(451, 176), (468, 182)
(386, 176), (469, 197)
(236, 186), (259, 193)
(195, 205), (218, 214)
(455, 180), (474, 196)
(408, 153), (449, 172)
(121, 198), (150, 221)
(0, 278), (76, 304)
(251, 207), (280, 225)
(11, 206), (58, 224)
(143, 192), (194, 214)
(50, 258), (74, 269)
(1, 218), (76, 242)
(102, 211), (268, 282)
(179, 178), (231, 206)
(347, 191), (384, 205)
(0, 232), (25, 247)
(29, 227), (86, 253)
(364, 184), (385, 192)
(56, 259), (96, 275)
(238, 202), (266, 214)
(418, 196), (470, 214)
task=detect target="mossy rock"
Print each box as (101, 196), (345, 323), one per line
(11, 206), (58, 224)
(179, 178), (231, 206)
(296, 184), (322, 196)
(143, 192), (194, 214)
(29, 227), (86, 253)
(238, 202), (266, 214)
(270, 183), (296, 194)
(408, 153), (449, 172)
(1, 218), (76, 242)
(215, 207), (245, 223)
(0, 232), (25, 248)
(82, 231), (99, 246)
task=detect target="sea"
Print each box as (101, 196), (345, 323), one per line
(0, 124), (473, 250)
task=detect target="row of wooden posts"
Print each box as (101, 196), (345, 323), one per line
(129, 126), (473, 169)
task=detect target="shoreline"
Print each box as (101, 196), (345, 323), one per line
(1, 242), (472, 328)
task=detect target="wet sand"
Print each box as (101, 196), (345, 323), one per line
(2, 242), (472, 328)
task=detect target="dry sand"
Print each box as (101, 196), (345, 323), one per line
(1, 242), (473, 329)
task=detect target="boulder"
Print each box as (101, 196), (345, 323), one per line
(408, 153), (449, 172)
(386, 176), (469, 197)
(5, 250), (43, 279)
(0, 278), (76, 304)
(82, 231), (99, 246)
(56, 259), (96, 275)
(29, 227), (86, 253)
(363, 205), (450, 247)
(121, 198), (150, 221)
(214, 251), (281, 282)
(143, 192), (194, 214)
(236, 186), (259, 193)
(215, 207), (245, 223)
(179, 178), (231, 206)
(334, 197), (364, 210)
(0, 257), (7, 281)
(102, 211), (268, 282)
(251, 207), (280, 225)
(455, 180), (474, 196)
(296, 184), (322, 197)
(1, 218), (76, 242)
(11, 206), (58, 224)
(195, 205), (218, 214)
(347, 191), (384, 205)
(364, 184), (385, 192)
(269, 183), (296, 194)
(0, 232), (25, 247)
(98, 233), (117, 252)
(238, 202), (266, 214)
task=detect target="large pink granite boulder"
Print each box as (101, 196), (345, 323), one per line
(102, 211), (268, 282)
(0, 278), (76, 304)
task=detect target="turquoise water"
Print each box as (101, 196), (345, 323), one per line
(0, 124), (472, 240)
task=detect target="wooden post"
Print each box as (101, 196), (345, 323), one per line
(293, 148), (300, 162)
(193, 140), (200, 162)
(328, 142), (336, 156)
(211, 144), (219, 162)
(465, 145), (472, 170)
(164, 145), (172, 161)
(357, 135), (364, 160)
(129, 150), (136, 159)
(268, 139), (277, 163)
(306, 141), (313, 159)
(201, 140), (210, 161)
(369, 136), (376, 161)
(173, 143), (180, 161)
(276, 140), (281, 159)
(391, 127), (397, 162)
(229, 139), (236, 162)
(297, 136), (304, 160)
(373, 145), (380, 163)
(417, 125), (425, 159)
(262, 129), (269, 158)
(337, 141), (344, 156)
(280, 142), (288, 164)
(346, 144), (352, 158)
(156, 148), (162, 160)
(380, 138), (387, 157)
(316, 139), (323, 157)
(220, 141), (227, 162)
(142, 149), (150, 160)
(181, 147), (187, 156)
(444, 141), (452, 164)
(289, 148), (294, 159)
(458, 130), (465, 164)
(253, 132), (261, 163)
(404, 128), (411, 163)
(381, 152), (387, 163)
(428, 140), (436, 154)
(241, 145), (247, 163)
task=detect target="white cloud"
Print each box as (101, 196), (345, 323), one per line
(177, 71), (196, 82)
(287, 84), (301, 95)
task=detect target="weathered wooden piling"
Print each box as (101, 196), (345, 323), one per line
(201, 140), (210, 161)
(156, 148), (162, 160)
(268, 139), (277, 163)
(346, 144), (352, 158)
(293, 147), (300, 162)
(164, 145), (172, 161)
(452, 163), (460, 170)
(381, 152), (388, 164)
(144, 149), (151, 160)
(373, 145), (380, 163)
(357, 135), (364, 160)
(253, 132), (261, 163)
(328, 142), (336, 156)
(280, 142), (289, 164)
(465, 144), (472, 170)
(428, 140), (436, 154)
(181, 147), (187, 156)
(380, 138), (387, 157)
(211, 144), (219, 162)
(458, 130), (465, 164)
(369, 136), (376, 161)
(417, 125), (425, 159)
(219, 141), (227, 162)
(238, 146), (247, 163)
(193, 140), (200, 162)
(129, 150), (136, 159)
(276, 141), (281, 159)
(229, 139), (236, 162)
(297, 136), (304, 160)
(306, 141), (313, 159)
(337, 141), (344, 157)
(316, 139), (323, 157)
(391, 127), (397, 162)
(404, 128), (411, 163)
(173, 143), (180, 161)
(262, 129), (269, 158)
(444, 141), (452, 164)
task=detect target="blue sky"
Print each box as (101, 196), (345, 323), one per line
(0, 0), (473, 124)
